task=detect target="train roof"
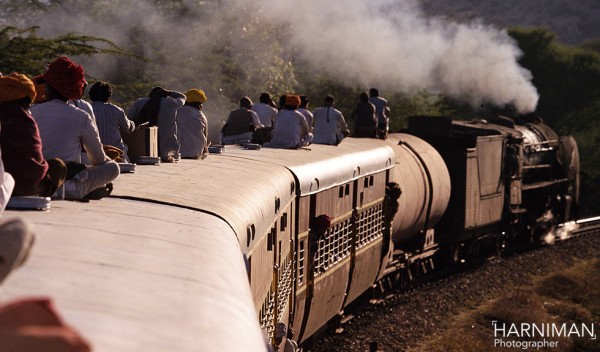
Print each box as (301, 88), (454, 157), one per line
(2, 199), (266, 352)
(222, 138), (396, 196)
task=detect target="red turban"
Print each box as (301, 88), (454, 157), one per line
(43, 56), (86, 100)
(0, 73), (36, 102)
(285, 94), (301, 107)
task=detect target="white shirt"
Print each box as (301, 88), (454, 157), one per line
(177, 105), (208, 159)
(91, 101), (135, 151)
(312, 106), (348, 145)
(69, 99), (96, 124)
(297, 108), (314, 132)
(0, 137), (15, 214)
(251, 103), (278, 127)
(31, 99), (108, 165)
(267, 109), (309, 149)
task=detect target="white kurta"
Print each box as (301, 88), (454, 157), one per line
(31, 99), (107, 164)
(177, 105), (208, 159)
(31, 99), (120, 199)
(251, 103), (277, 127)
(312, 106), (348, 145)
(267, 110), (310, 149)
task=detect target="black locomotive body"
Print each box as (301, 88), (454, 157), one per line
(406, 115), (580, 263)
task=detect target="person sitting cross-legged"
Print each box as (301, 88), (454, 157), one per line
(30, 57), (119, 200)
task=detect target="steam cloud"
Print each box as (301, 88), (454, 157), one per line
(25, 0), (538, 113)
(258, 0), (539, 113)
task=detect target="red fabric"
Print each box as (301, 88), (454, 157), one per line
(0, 102), (48, 195)
(43, 57), (86, 100)
(0, 297), (91, 352)
(285, 94), (301, 107)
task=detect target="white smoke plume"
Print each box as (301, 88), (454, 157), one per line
(258, 0), (539, 113)
(18, 0), (538, 113)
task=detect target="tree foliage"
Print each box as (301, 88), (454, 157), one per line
(0, 26), (137, 76)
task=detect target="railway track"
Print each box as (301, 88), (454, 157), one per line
(555, 215), (600, 239)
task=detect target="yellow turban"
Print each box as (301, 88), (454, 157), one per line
(185, 89), (207, 103)
(0, 73), (36, 102)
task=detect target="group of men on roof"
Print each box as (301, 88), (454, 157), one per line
(0, 55), (390, 201)
(222, 89), (390, 149)
(0, 56), (210, 201)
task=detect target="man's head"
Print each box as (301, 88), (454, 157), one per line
(240, 96), (253, 109)
(0, 73), (36, 108)
(360, 92), (369, 102)
(89, 81), (112, 103)
(149, 87), (169, 99)
(369, 88), (379, 97)
(185, 89), (207, 104)
(259, 92), (272, 104)
(300, 95), (309, 109)
(324, 95), (335, 107)
(285, 94), (301, 110)
(43, 56), (86, 101)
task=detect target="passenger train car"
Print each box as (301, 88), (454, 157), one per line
(1, 115), (579, 351)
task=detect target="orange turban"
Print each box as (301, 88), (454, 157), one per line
(43, 56), (86, 100)
(0, 73), (36, 102)
(285, 94), (301, 107)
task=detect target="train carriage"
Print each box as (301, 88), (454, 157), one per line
(1, 119), (579, 351)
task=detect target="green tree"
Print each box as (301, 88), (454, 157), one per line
(0, 26), (135, 76)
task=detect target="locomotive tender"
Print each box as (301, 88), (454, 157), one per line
(2, 115), (579, 351)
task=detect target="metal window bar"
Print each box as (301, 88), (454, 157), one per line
(298, 240), (305, 285)
(276, 256), (294, 322)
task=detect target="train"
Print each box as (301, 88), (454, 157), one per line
(2, 114), (579, 351)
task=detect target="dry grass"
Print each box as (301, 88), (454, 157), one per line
(411, 259), (599, 352)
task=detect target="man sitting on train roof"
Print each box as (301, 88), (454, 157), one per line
(177, 89), (209, 159)
(30, 56), (119, 200)
(89, 81), (136, 162)
(351, 92), (378, 138)
(0, 73), (67, 197)
(220, 96), (263, 145)
(128, 86), (185, 163)
(265, 94), (313, 149)
(312, 95), (349, 145)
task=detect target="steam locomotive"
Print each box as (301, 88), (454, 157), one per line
(2, 115), (579, 351)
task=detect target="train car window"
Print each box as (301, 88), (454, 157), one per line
(345, 184), (350, 196)
(339, 186), (344, 198)
(246, 223), (256, 247)
(280, 213), (288, 232)
(275, 197), (280, 214)
(268, 226), (276, 251)
(369, 175), (374, 186)
(364, 177), (369, 188)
